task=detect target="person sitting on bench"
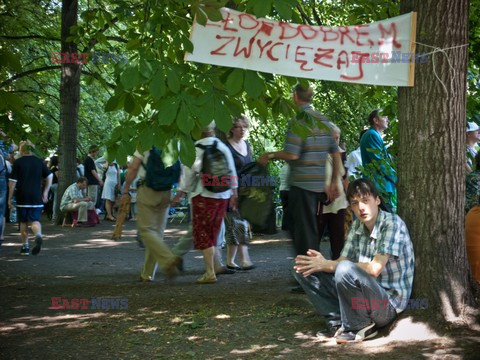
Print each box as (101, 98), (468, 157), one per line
(60, 177), (96, 227)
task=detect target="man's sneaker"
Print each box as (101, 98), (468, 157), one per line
(32, 235), (43, 255)
(20, 245), (30, 256)
(316, 324), (343, 342)
(335, 323), (377, 343)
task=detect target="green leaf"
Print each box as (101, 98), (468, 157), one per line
(180, 35), (194, 53)
(124, 94), (136, 114)
(167, 69), (180, 94)
(105, 94), (124, 112)
(273, 0), (293, 20)
(121, 66), (141, 90)
(157, 98), (180, 125)
(179, 135), (196, 167)
(244, 71), (264, 98)
(196, 8), (207, 26)
(139, 126), (155, 148)
(214, 99), (232, 132)
(253, 0), (272, 18)
(177, 101), (193, 135)
(202, 6), (223, 22)
(126, 38), (141, 50)
(3, 92), (24, 113)
(140, 58), (154, 79)
(149, 70), (166, 99)
(226, 69), (244, 96)
(116, 142), (129, 166)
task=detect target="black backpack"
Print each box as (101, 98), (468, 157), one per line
(237, 162), (275, 228)
(142, 147), (180, 191)
(196, 140), (232, 193)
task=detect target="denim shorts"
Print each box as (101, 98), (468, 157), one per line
(18, 207), (43, 223)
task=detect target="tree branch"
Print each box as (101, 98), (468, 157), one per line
(81, 70), (116, 89)
(105, 36), (128, 43)
(0, 66), (61, 88)
(296, 5), (313, 25)
(0, 35), (60, 41)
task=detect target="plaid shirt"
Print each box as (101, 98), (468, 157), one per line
(60, 183), (86, 211)
(341, 210), (415, 313)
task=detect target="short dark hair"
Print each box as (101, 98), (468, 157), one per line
(49, 155), (58, 167)
(346, 178), (380, 203)
(368, 109), (382, 126)
(294, 84), (314, 103)
(88, 144), (99, 153)
(76, 176), (88, 184)
(359, 129), (368, 143)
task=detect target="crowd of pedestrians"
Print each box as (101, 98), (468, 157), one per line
(4, 83), (479, 344)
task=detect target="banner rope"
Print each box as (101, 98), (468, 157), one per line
(414, 42), (469, 95)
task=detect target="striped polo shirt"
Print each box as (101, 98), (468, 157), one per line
(341, 210), (415, 313)
(283, 104), (338, 193)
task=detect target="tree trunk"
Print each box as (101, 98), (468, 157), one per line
(55, 0), (80, 225)
(398, 0), (476, 322)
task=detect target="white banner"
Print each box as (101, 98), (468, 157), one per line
(186, 8), (417, 87)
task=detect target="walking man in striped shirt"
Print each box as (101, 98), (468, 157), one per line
(294, 178), (414, 343)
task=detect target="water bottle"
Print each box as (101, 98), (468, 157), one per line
(9, 197), (17, 223)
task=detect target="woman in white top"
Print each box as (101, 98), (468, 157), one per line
(101, 162), (120, 221)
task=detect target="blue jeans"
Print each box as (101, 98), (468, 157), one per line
(294, 260), (397, 331)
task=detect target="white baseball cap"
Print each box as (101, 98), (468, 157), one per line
(467, 122), (480, 132)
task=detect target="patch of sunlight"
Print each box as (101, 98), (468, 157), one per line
(4, 258), (26, 262)
(361, 317), (441, 349)
(55, 275), (76, 279)
(188, 336), (201, 341)
(152, 311), (168, 315)
(46, 233), (65, 239)
(251, 238), (290, 245)
(194, 255), (203, 259)
(0, 313), (106, 333)
(230, 344), (278, 354)
(171, 316), (183, 324)
(72, 239), (129, 248)
(214, 314), (230, 319)
(133, 326), (158, 333)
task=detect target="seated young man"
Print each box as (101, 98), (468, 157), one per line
(294, 178), (414, 343)
(60, 177), (96, 227)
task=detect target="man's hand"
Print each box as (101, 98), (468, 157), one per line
(229, 194), (238, 212)
(98, 179), (104, 187)
(294, 249), (327, 277)
(42, 190), (49, 203)
(258, 153), (270, 166)
(7, 198), (13, 209)
(325, 183), (340, 203)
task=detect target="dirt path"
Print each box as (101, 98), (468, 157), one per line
(0, 219), (479, 359)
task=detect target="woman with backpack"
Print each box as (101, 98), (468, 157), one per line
(224, 115), (255, 271)
(101, 161), (120, 221)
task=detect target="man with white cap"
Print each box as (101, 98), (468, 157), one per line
(466, 122), (480, 173)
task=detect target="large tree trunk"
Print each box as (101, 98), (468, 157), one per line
(398, 0), (476, 322)
(56, 0), (80, 225)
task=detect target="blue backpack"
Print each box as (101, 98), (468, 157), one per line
(142, 147), (180, 191)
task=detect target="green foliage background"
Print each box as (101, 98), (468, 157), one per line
(0, 0), (478, 165)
